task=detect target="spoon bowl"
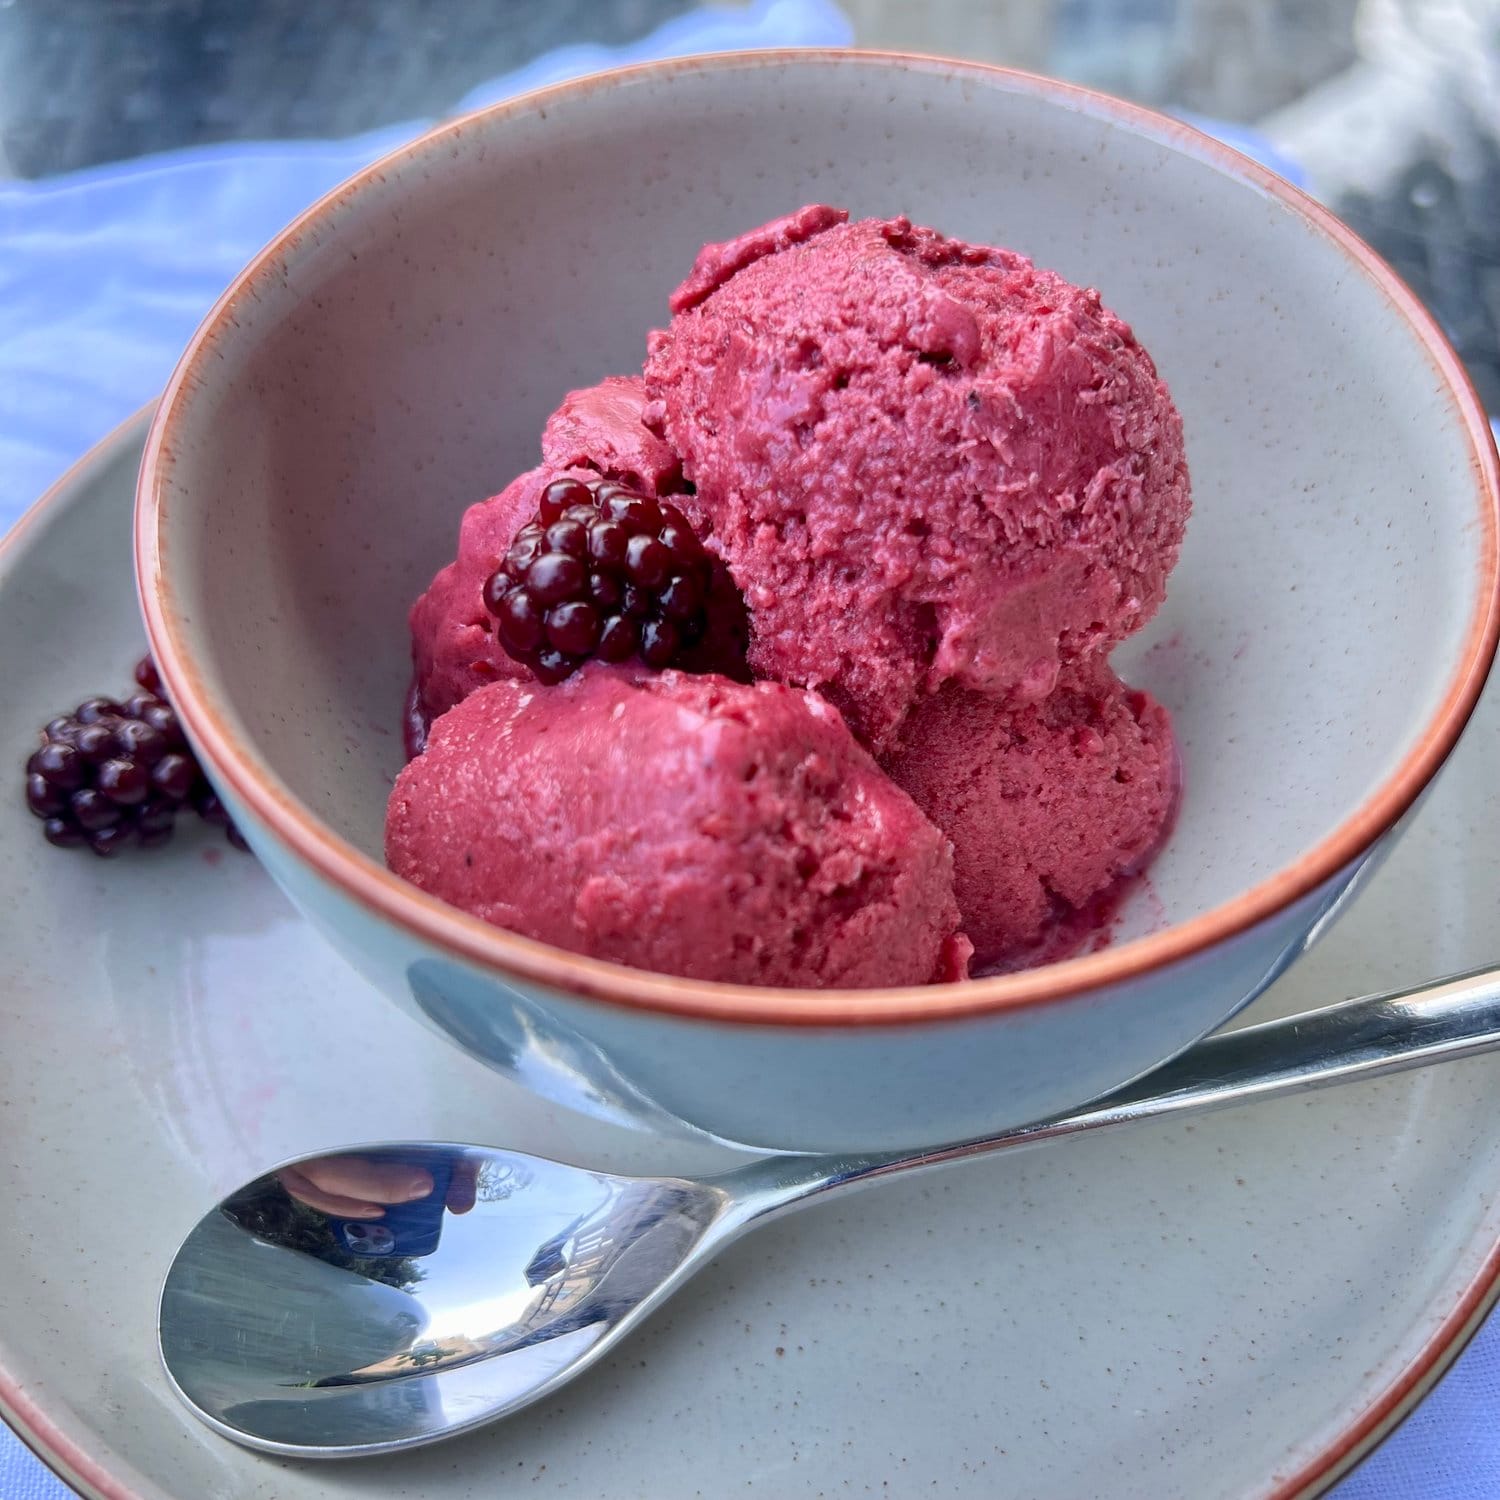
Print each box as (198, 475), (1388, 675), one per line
(161, 1147), (732, 1455)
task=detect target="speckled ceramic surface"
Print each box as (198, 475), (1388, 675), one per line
(9, 408), (1500, 1498)
(136, 52), (1498, 1152)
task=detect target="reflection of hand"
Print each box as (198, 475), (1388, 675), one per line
(279, 1155), (479, 1218)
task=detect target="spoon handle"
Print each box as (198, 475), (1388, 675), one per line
(736, 962), (1500, 1215)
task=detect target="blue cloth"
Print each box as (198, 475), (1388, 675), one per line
(0, 0), (850, 525)
(1173, 109), (1308, 190)
(0, 7), (1488, 1495)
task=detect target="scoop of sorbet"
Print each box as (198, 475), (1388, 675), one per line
(881, 660), (1179, 972)
(644, 205), (1190, 748)
(386, 669), (973, 988)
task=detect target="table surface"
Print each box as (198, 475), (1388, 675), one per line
(1, 4), (1497, 1499)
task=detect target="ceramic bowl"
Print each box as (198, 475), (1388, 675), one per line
(137, 50), (1499, 1153)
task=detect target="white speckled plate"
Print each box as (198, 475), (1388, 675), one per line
(4, 408), (1500, 1499)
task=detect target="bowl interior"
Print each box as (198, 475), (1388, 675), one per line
(148, 53), (1491, 957)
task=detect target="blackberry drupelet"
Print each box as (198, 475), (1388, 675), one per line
(482, 475), (715, 684)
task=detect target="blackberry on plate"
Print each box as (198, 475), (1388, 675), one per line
(22, 655), (247, 856)
(482, 475), (716, 685)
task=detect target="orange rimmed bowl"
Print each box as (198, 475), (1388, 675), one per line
(137, 51), (1499, 1151)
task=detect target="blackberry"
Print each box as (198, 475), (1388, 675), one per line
(483, 475), (716, 684)
(194, 786), (250, 851)
(133, 654), (163, 694)
(23, 656), (248, 856)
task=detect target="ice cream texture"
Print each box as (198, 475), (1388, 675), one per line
(881, 662), (1179, 973)
(386, 670), (972, 988)
(643, 205), (1189, 749)
(393, 204), (1190, 985)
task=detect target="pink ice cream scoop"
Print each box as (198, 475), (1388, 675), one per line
(880, 660), (1179, 973)
(408, 461), (549, 736)
(539, 373), (683, 493)
(386, 669), (973, 988)
(408, 377), (746, 738)
(643, 205), (1191, 748)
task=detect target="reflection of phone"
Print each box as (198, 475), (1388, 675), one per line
(327, 1155), (454, 1260)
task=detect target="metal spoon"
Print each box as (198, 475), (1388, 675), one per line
(160, 962), (1500, 1458)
